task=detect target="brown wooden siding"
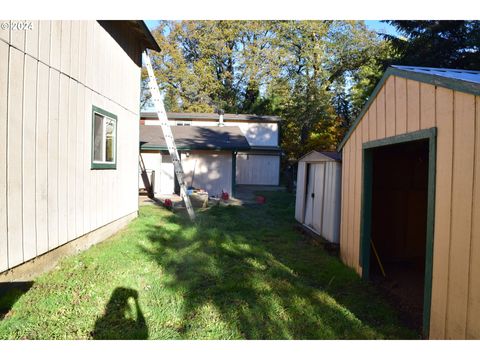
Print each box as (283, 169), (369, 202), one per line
(340, 75), (480, 339)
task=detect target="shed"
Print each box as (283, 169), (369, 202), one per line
(338, 66), (480, 339)
(0, 21), (159, 279)
(295, 151), (342, 243)
(139, 124), (250, 197)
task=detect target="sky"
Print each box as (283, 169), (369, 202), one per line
(144, 20), (401, 38)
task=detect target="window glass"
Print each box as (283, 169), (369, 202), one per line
(105, 118), (115, 162)
(93, 113), (104, 162)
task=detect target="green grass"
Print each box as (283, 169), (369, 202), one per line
(0, 192), (418, 339)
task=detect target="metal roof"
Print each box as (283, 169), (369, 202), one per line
(338, 65), (480, 151)
(140, 125), (251, 151)
(392, 65), (480, 85)
(141, 112), (282, 123)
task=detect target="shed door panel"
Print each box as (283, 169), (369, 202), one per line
(312, 163), (326, 234)
(304, 164), (316, 227)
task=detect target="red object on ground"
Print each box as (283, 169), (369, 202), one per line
(221, 191), (229, 200)
(256, 195), (266, 204)
(164, 199), (173, 209)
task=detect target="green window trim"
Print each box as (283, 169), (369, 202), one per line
(91, 105), (118, 170)
(359, 127), (437, 338)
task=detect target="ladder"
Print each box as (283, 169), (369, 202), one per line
(142, 50), (196, 221)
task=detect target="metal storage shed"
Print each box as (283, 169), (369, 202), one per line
(295, 151), (342, 243)
(338, 66), (480, 339)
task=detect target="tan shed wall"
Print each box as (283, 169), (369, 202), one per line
(340, 75), (480, 339)
(0, 21), (141, 273)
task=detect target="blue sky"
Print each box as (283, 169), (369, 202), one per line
(144, 20), (400, 37)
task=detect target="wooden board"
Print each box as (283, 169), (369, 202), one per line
(376, 85), (386, 139)
(67, 79), (77, 241)
(420, 83), (436, 129)
(47, 68), (60, 249)
(76, 84), (85, 237)
(446, 92), (475, 339)
(7, 47), (25, 267)
(25, 20), (39, 59)
(0, 41), (9, 271)
(407, 79), (420, 133)
(10, 21), (25, 51)
(70, 21), (80, 81)
(385, 76), (396, 137)
(467, 96), (480, 339)
(57, 74), (69, 246)
(395, 76), (407, 134)
(368, 101), (377, 141)
(50, 21), (62, 70)
(429, 86), (454, 339)
(38, 21), (51, 64)
(22, 54), (38, 261)
(36, 62), (49, 255)
(60, 21), (71, 75)
(0, 20), (9, 42)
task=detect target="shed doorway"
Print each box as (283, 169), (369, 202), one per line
(360, 129), (436, 337)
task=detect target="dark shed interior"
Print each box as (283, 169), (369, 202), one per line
(369, 139), (429, 331)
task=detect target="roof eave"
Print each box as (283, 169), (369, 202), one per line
(136, 21), (161, 52)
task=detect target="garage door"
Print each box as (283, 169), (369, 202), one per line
(236, 154), (280, 185)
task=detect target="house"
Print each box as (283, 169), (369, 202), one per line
(139, 112), (282, 197)
(338, 66), (480, 339)
(295, 151), (342, 243)
(0, 21), (159, 279)
(140, 125), (250, 197)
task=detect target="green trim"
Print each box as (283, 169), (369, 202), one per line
(338, 66), (480, 151)
(91, 106), (118, 170)
(359, 128), (437, 338)
(232, 152), (236, 197)
(359, 149), (373, 276)
(363, 128), (437, 150)
(424, 129), (437, 339)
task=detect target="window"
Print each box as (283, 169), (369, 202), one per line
(91, 106), (117, 169)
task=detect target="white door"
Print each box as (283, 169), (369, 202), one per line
(159, 154), (175, 194)
(312, 163), (325, 234)
(304, 164), (316, 227)
(140, 152), (162, 195)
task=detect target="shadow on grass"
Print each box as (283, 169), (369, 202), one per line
(139, 193), (417, 339)
(92, 287), (148, 340)
(0, 282), (34, 321)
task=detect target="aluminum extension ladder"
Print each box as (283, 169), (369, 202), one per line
(142, 50), (196, 221)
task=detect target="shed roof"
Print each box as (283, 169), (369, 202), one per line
(299, 150), (342, 163)
(140, 125), (251, 151)
(338, 65), (480, 151)
(141, 112), (282, 123)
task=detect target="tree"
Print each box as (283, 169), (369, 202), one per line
(384, 21), (480, 69)
(143, 20), (390, 160)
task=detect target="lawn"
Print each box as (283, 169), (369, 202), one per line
(0, 192), (417, 339)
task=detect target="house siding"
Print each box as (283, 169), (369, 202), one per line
(0, 21), (141, 273)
